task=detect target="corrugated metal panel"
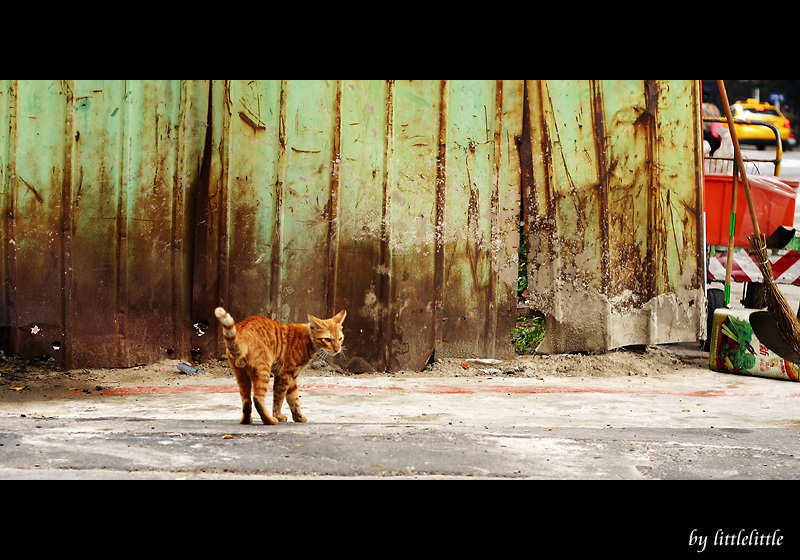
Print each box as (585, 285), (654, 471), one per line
(0, 80), (209, 367)
(193, 80), (522, 372)
(0, 79), (704, 370)
(523, 80), (705, 353)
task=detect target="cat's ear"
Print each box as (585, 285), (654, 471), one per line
(332, 309), (346, 323)
(308, 315), (325, 330)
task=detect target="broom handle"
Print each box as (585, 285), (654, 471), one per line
(716, 80), (762, 239)
(724, 169), (738, 305)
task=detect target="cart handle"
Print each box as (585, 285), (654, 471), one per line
(703, 116), (784, 176)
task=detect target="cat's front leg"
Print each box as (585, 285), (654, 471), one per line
(273, 371), (306, 422)
(272, 373), (289, 422)
(286, 374), (307, 422)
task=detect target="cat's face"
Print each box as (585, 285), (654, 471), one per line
(309, 310), (346, 355)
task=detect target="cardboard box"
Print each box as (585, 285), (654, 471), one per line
(709, 308), (800, 381)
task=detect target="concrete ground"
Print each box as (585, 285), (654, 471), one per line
(1, 266), (798, 482)
(1, 346), (796, 430)
(1, 331), (799, 481)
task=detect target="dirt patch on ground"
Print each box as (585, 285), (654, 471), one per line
(0, 344), (701, 402)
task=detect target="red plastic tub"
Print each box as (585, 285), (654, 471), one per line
(704, 173), (799, 247)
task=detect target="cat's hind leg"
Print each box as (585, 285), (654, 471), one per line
(252, 367), (279, 425)
(231, 364), (253, 424)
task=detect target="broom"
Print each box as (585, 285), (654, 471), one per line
(716, 79), (800, 353)
(723, 167), (738, 307)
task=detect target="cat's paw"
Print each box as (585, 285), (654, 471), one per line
(293, 414), (308, 423)
(274, 413), (288, 422)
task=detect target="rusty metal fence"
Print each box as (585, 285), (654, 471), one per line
(523, 80), (705, 354)
(0, 80), (704, 371)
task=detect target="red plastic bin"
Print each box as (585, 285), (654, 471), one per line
(704, 173), (799, 247)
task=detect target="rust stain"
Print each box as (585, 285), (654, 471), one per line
(378, 79), (394, 370)
(432, 79), (447, 362)
(0, 80), (702, 368)
(19, 177), (43, 203)
(238, 111), (265, 131)
(0, 81), (18, 357)
(590, 81), (611, 295)
(641, 79), (661, 303)
(326, 81), (342, 316)
(270, 82), (288, 316)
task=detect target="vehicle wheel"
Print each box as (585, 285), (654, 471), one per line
(741, 282), (761, 308)
(701, 287), (725, 351)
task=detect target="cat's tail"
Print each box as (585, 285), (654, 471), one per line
(214, 307), (246, 368)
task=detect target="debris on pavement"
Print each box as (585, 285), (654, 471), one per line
(176, 363), (206, 376)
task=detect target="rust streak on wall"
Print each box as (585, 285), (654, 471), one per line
(531, 80), (555, 248)
(270, 81), (288, 316)
(589, 81), (611, 295)
(487, 79), (503, 355)
(326, 81), (342, 316)
(190, 80), (217, 353)
(0, 79), (703, 368)
(60, 80), (75, 367)
(518, 81), (533, 244)
(641, 79), (660, 303)
(432, 79), (448, 359)
(2, 81), (19, 356)
(379, 79), (395, 369)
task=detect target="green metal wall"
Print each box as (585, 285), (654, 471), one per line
(0, 79), (704, 371)
(192, 80), (523, 371)
(523, 80), (705, 353)
(0, 80), (208, 367)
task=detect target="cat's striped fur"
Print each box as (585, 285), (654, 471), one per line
(214, 307), (346, 425)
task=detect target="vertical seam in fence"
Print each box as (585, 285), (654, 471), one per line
(590, 81), (610, 296)
(4, 81), (18, 354)
(219, 80), (233, 311)
(589, 81), (612, 348)
(173, 80), (192, 360)
(694, 80), (706, 291)
(117, 80), (130, 363)
(381, 80), (394, 368)
(433, 80), (448, 356)
(61, 80), (75, 367)
(643, 79), (660, 304)
(487, 79), (503, 356)
(271, 80), (288, 316)
(170, 81), (182, 359)
(327, 80), (342, 316)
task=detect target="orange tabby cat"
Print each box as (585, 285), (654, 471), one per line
(214, 307), (346, 425)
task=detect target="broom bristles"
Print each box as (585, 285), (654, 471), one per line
(748, 231), (800, 354)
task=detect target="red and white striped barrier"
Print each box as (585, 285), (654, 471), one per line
(708, 249), (800, 285)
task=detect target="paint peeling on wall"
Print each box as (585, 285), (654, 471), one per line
(522, 80), (704, 353)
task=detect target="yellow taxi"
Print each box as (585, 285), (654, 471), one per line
(726, 98), (793, 150)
